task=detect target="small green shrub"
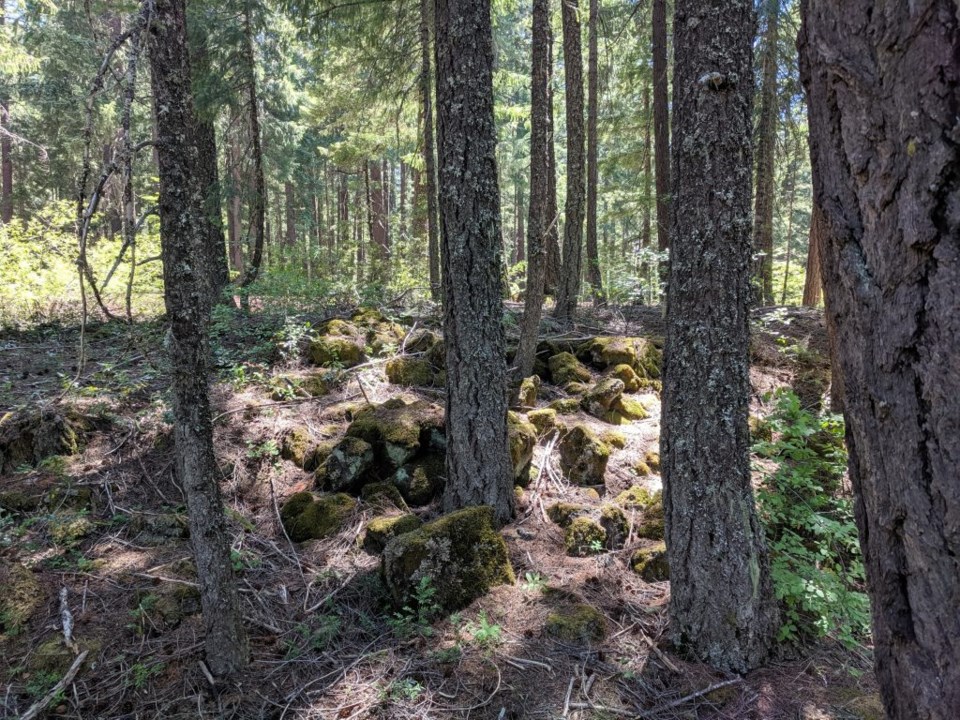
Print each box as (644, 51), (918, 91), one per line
(388, 575), (440, 639)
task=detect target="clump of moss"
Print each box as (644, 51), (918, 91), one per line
(612, 396), (649, 422)
(130, 512), (189, 545)
(615, 485), (655, 510)
(544, 603), (607, 646)
(633, 461), (652, 477)
(323, 318), (359, 337)
(0, 408), (84, 474)
(361, 482), (409, 511)
(600, 430), (627, 449)
(577, 336), (662, 379)
(599, 504), (629, 549)
(280, 492), (357, 542)
(610, 364), (642, 393)
(643, 450), (661, 473)
(508, 412), (537, 487)
(565, 517), (606, 556)
(0, 562), (42, 637)
(406, 328), (440, 354)
(381, 506), (514, 614)
(562, 381), (591, 395)
(581, 378), (626, 421)
(548, 352), (592, 386)
(527, 408), (557, 435)
(307, 336), (365, 368)
(363, 514), (423, 553)
(347, 400), (445, 471)
(303, 439), (338, 473)
(366, 320), (407, 356)
(130, 584), (201, 635)
(546, 502), (589, 527)
(389, 453), (446, 506)
(301, 373), (331, 397)
(315, 436), (375, 493)
(631, 543), (669, 581)
(0, 490), (40, 514)
(49, 513), (95, 545)
(385, 357), (436, 387)
(26, 637), (100, 675)
(749, 414), (773, 442)
(518, 375), (541, 407)
(558, 425), (610, 486)
(548, 398), (581, 415)
(635, 490), (664, 540)
(281, 426), (312, 468)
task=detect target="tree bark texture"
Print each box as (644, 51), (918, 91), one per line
(544, 25), (562, 296)
(369, 160), (389, 281)
(800, 3), (959, 717)
(652, 0), (671, 263)
(421, 0), (442, 301)
(662, 0), (779, 673)
(0, 3), (12, 225)
(239, 0), (264, 288)
(802, 199), (823, 307)
(146, 0), (247, 678)
(434, 0), (514, 526)
(585, 0), (604, 304)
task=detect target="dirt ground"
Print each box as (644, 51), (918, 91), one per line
(0, 303), (881, 719)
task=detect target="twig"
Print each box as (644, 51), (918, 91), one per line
(59, 587), (77, 651)
(646, 677), (742, 715)
(17, 650), (89, 720)
(562, 671), (576, 717)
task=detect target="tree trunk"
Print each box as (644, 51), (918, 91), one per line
(543, 25), (562, 297)
(420, 0), (441, 301)
(800, 4), (959, 717)
(0, 2), (11, 225)
(284, 180), (296, 246)
(434, 0), (513, 525)
(641, 82), (653, 302)
(368, 160), (389, 282)
(239, 0), (264, 288)
(652, 0), (671, 278)
(751, 0), (779, 305)
(146, 0), (247, 678)
(226, 129), (244, 273)
(399, 159), (407, 243)
(584, 0), (604, 304)
(662, 0), (778, 673)
(779, 151), (798, 305)
(554, 0), (586, 323)
(514, 0), (550, 384)
(515, 181), (525, 263)
(801, 200), (823, 307)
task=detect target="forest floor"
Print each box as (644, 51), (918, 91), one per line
(0, 300), (882, 720)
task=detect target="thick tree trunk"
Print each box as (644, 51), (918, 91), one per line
(434, 0), (513, 525)
(751, 0), (779, 305)
(239, 0), (264, 288)
(0, 3), (12, 225)
(368, 160), (389, 282)
(420, 0), (441, 301)
(800, 4), (960, 717)
(801, 200), (823, 307)
(652, 0), (671, 275)
(641, 82), (653, 301)
(226, 133), (244, 273)
(584, 0), (604, 304)
(146, 0), (247, 678)
(554, 0), (586, 323)
(514, 0), (550, 383)
(194, 119), (229, 295)
(515, 181), (525, 263)
(662, 0), (778, 673)
(543, 25), (562, 297)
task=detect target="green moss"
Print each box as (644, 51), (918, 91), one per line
(366, 321), (407, 355)
(615, 485), (655, 509)
(0, 409), (83, 474)
(406, 328), (440, 354)
(351, 308), (390, 325)
(323, 318), (359, 337)
(544, 604), (607, 646)
(631, 543), (669, 581)
(599, 504), (629, 549)
(610, 364), (642, 392)
(581, 378), (625, 421)
(558, 425), (611, 486)
(562, 381), (590, 395)
(565, 517), (606, 556)
(390, 453), (446, 506)
(636, 491), (664, 540)
(600, 430), (627, 449)
(527, 408), (557, 434)
(129, 512), (190, 545)
(0, 562), (42, 637)
(302, 373), (330, 397)
(548, 352), (592, 386)
(281, 426), (312, 468)
(385, 357), (436, 387)
(577, 336), (662, 378)
(518, 375), (541, 407)
(381, 506), (515, 614)
(0, 490), (40, 513)
(508, 412), (537, 487)
(363, 514), (423, 553)
(643, 450), (661, 473)
(347, 400), (444, 471)
(548, 398), (582, 415)
(633, 461), (652, 477)
(315, 436), (375, 493)
(303, 439), (337, 473)
(546, 502), (589, 527)
(280, 492), (357, 542)
(49, 513), (95, 545)
(612, 396), (649, 422)
(27, 637), (100, 675)
(361, 482), (409, 511)
(131, 584), (201, 634)
(307, 336), (365, 367)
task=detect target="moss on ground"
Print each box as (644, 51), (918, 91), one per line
(280, 492), (357, 542)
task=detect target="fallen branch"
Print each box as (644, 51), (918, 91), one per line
(17, 650), (89, 720)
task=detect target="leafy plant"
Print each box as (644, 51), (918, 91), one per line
(520, 571), (547, 592)
(382, 677), (424, 703)
(754, 389), (870, 648)
(464, 611), (502, 649)
(246, 439), (280, 461)
(388, 576), (441, 639)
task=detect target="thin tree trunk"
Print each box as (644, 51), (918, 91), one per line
(420, 0), (441, 301)
(779, 153), (798, 305)
(0, 2), (12, 225)
(434, 0), (513, 525)
(399, 159), (407, 243)
(554, 0), (586, 323)
(662, 0), (778, 673)
(544, 24), (562, 296)
(120, 14), (143, 320)
(226, 128), (244, 273)
(515, 181), (525, 263)
(368, 160), (389, 283)
(752, 0), (780, 305)
(145, 0), (247, 677)
(641, 82), (653, 302)
(652, 0), (670, 286)
(239, 0), (264, 289)
(584, 0), (604, 304)
(284, 180), (296, 246)
(801, 200), (823, 307)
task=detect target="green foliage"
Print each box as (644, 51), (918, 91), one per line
(388, 575), (441, 639)
(520, 571), (547, 592)
(754, 390), (870, 648)
(382, 677), (424, 703)
(246, 439), (280, 461)
(464, 610), (503, 649)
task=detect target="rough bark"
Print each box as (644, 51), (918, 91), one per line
(226, 129), (244, 272)
(543, 25), (562, 296)
(514, 181), (525, 264)
(420, 0), (441, 301)
(284, 180), (296, 246)
(641, 82), (653, 300)
(368, 160), (388, 281)
(554, 0), (586, 323)
(584, 0), (604, 304)
(434, 0), (513, 525)
(661, 0), (778, 673)
(801, 200), (823, 307)
(0, 3), (12, 225)
(146, 0), (247, 678)
(514, 0), (550, 383)
(239, 0), (264, 288)
(751, 0), (779, 305)
(800, 3), (960, 717)
(652, 0), (671, 267)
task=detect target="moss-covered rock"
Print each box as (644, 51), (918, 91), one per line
(347, 400), (445, 471)
(26, 636), (100, 675)
(558, 425), (610, 486)
(315, 436), (375, 493)
(615, 485), (655, 510)
(548, 398), (581, 415)
(351, 308), (389, 326)
(600, 430), (627, 449)
(562, 381), (591, 395)
(405, 328), (440, 354)
(130, 584), (201, 635)
(323, 318), (360, 337)
(280, 492), (357, 542)
(581, 378), (625, 421)
(643, 450), (661, 473)
(389, 453), (446, 506)
(508, 412), (537, 487)
(49, 513), (95, 545)
(564, 516), (606, 556)
(0, 409), (83, 474)
(577, 336), (662, 378)
(301, 373), (331, 397)
(633, 461), (652, 477)
(366, 321), (407, 356)
(631, 543), (669, 581)
(518, 375), (542, 407)
(361, 482), (409, 511)
(636, 490), (664, 540)
(281, 427), (312, 468)
(130, 512), (189, 545)
(610, 364), (642, 393)
(0, 562), (42, 637)
(544, 603), (607, 646)
(548, 352), (592, 386)
(303, 439), (338, 473)
(599, 504), (629, 549)
(0, 489), (41, 514)
(546, 502), (589, 527)
(381, 506), (514, 614)
(527, 408), (557, 435)
(363, 514), (422, 554)
(749, 414), (773, 442)
(611, 396), (649, 423)
(307, 336), (365, 368)
(385, 357), (436, 387)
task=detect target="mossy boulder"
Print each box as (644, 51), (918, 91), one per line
(281, 427), (312, 468)
(130, 512), (190, 545)
(636, 490), (664, 540)
(301, 373), (331, 397)
(643, 450), (661, 473)
(562, 381), (591, 396)
(615, 485), (655, 510)
(508, 412), (537, 487)
(577, 336), (662, 378)
(599, 504), (629, 549)
(381, 506), (514, 614)
(26, 636), (100, 675)
(0, 489), (41, 514)
(633, 461), (652, 477)
(303, 439), (338, 473)
(548, 352), (592, 386)
(361, 482), (409, 511)
(546, 502), (590, 527)
(315, 436), (375, 493)
(0, 562), (43, 637)
(49, 513), (95, 544)
(600, 430), (627, 449)
(347, 400), (445, 472)
(631, 543), (670, 581)
(366, 321), (407, 356)
(558, 425), (610, 486)
(581, 378), (625, 420)
(548, 398), (581, 415)
(405, 328), (440, 354)
(385, 357), (436, 387)
(610, 364), (642, 393)
(527, 408), (557, 435)
(565, 516), (606, 556)
(363, 513), (422, 553)
(518, 375), (541, 407)
(545, 603), (607, 646)
(307, 336), (365, 368)
(351, 308), (390, 325)
(280, 492), (357, 542)
(389, 453), (446, 506)
(0, 409), (82, 474)
(322, 318), (360, 337)
(749, 414), (773, 442)
(611, 396), (649, 423)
